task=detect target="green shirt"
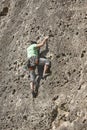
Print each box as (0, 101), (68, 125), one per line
(27, 44), (38, 58)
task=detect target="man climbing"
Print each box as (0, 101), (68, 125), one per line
(27, 36), (51, 97)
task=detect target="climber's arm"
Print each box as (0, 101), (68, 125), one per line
(36, 36), (49, 48)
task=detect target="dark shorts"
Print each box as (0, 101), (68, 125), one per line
(29, 57), (50, 82)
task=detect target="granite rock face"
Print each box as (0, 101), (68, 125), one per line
(0, 0), (87, 130)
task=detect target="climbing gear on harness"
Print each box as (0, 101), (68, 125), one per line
(27, 56), (39, 68)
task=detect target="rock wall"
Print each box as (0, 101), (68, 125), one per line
(0, 0), (87, 130)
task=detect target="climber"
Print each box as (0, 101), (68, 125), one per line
(27, 36), (51, 97)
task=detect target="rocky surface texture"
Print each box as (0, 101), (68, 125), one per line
(0, 0), (87, 130)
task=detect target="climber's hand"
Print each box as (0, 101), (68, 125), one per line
(44, 36), (49, 40)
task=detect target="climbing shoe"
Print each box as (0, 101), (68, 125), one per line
(43, 72), (51, 78)
(32, 90), (37, 98)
